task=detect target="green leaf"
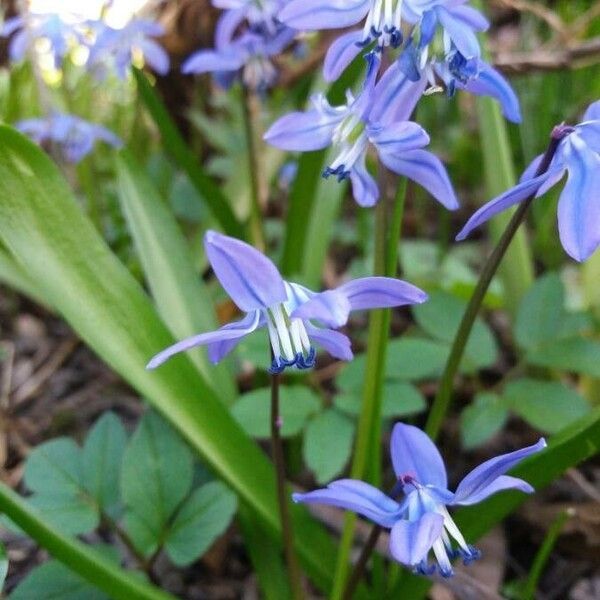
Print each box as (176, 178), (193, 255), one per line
(114, 151), (235, 402)
(334, 382), (425, 418)
(412, 290), (498, 372)
(0, 244), (48, 306)
(504, 378), (590, 433)
(82, 412), (127, 520)
(527, 338), (600, 377)
(385, 338), (450, 381)
(303, 410), (354, 484)
(0, 125), (338, 592)
(164, 481), (237, 567)
(0, 540), (8, 590)
(132, 70), (243, 238)
(515, 273), (564, 350)
(28, 493), (98, 536)
(460, 393), (509, 449)
(232, 386), (321, 438)
(121, 412), (194, 556)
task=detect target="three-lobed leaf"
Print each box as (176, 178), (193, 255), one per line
(460, 392), (509, 449)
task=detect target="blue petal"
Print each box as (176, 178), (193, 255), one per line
(293, 479), (403, 527)
(448, 5), (490, 31)
(452, 438), (546, 505)
(436, 6), (481, 58)
(9, 30), (28, 62)
(461, 61), (522, 123)
(215, 8), (246, 47)
(305, 323), (353, 361)
(338, 276), (428, 311)
(279, 0), (371, 31)
(453, 475), (533, 506)
(138, 38), (170, 74)
(369, 121), (430, 154)
(208, 312), (266, 363)
(557, 135), (600, 261)
(291, 290), (351, 328)
(181, 48), (244, 74)
(264, 107), (339, 151)
(1, 16), (23, 36)
(389, 512), (444, 566)
(575, 121), (600, 154)
(146, 310), (261, 369)
(204, 231), (287, 311)
(419, 10), (438, 49)
(519, 154), (544, 183)
(350, 153), (380, 207)
(455, 170), (563, 241)
(379, 149), (459, 210)
(583, 99), (600, 121)
(323, 29), (364, 82)
(390, 423), (448, 489)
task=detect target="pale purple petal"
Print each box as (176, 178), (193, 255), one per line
(453, 475), (533, 506)
(204, 231), (287, 311)
(293, 479), (403, 527)
(304, 323), (353, 361)
(182, 48), (244, 74)
(279, 0), (371, 31)
(215, 8), (246, 47)
(146, 310), (260, 369)
(448, 5), (489, 31)
(575, 121), (600, 153)
(9, 30), (29, 62)
(379, 149), (459, 210)
(369, 121), (430, 154)
(583, 99), (600, 121)
(455, 170), (562, 241)
(138, 38), (170, 74)
(389, 513), (444, 566)
(519, 154), (544, 183)
(208, 313), (265, 363)
(452, 438), (546, 505)
(350, 152), (379, 207)
(338, 276), (428, 311)
(323, 29), (364, 82)
(292, 290), (351, 328)
(1, 16), (24, 36)
(390, 423), (448, 489)
(436, 6), (480, 58)
(264, 108), (338, 151)
(557, 136), (600, 261)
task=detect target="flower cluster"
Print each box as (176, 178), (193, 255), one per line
(295, 423), (545, 577)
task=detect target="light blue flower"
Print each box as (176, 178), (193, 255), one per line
(146, 231), (427, 374)
(264, 54), (458, 208)
(87, 18), (169, 80)
(16, 112), (122, 163)
(457, 101), (600, 262)
(294, 423), (545, 577)
(1, 12), (85, 68)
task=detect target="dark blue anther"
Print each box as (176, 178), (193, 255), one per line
(370, 25), (382, 37)
(390, 29), (403, 48)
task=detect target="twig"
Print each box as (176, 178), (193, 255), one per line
(495, 0), (568, 39)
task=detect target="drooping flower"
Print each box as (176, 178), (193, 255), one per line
(294, 423), (546, 577)
(146, 231), (427, 374)
(1, 12), (85, 68)
(456, 100), (600, 262)
(16, 112), (122, 163)
(87, 18), (169, 80)
(264, 54), (458, 209)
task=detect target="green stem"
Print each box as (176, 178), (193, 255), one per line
(341, 525), (382, 600)
(0, 481), (175, 600)
(425, 131), (564, 440)
(331, 176), (406, 599)
(271, 373), (304, 600)
(241, 86), (266, 251)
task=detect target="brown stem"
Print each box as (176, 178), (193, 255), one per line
(341, 525), (383, 600)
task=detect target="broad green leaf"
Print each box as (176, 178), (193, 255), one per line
(0, 540), (8, 589)
(132, 70), (243, 238)
(303, 409), (354, 483)
(0, 245), (48, 306)
(412, 290), (498, 372)
(122, 412), (194, 556)
(164, 481), (237, 567)
(385, 338), (450, 381)
(115, 151), (235, 402)
(334, 382), (425, 418)
(0, 125), (338, 592)
(527, 338), (600, 377)
(504, 378), (590, 433)
(82, 412), (127, 520)
(515, 273), (564, 350)
(28, 493), (98, 536)
(460, 393), (509, 449)
(232, 386), (321, 438)
(9, 561), (109, 600)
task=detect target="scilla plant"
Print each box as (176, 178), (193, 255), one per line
(0, 2), (599, 600)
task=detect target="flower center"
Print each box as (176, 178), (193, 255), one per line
(360, 0), (404, 48)
(265, 304), (315, 374)
(323, 115), (368, 181)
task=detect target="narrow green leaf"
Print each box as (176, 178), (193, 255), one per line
(121, 412), (194, 556)
(460, 393), (509, 449)
(0, 126), (338, 592)
(83, 412), (127, 520)
(303, 409), (354, 484)
(527, 338), (600, 377)
(0, 245), (48, 306)
(164, 481), (237, 567)
(504, 378), (590, 433)
(115, 151), (235, 402)
(0, 540), (8, 590)
(232, 386), (321, 438)
(132, 69), (244, 238)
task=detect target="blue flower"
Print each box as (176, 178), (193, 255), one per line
(457, 101), (600, 262)
(87, 18), (169, 80)
(294, 423), (545, 577)
(264, 54), (458, 208)
(1, 12), (85, 68)
(146, 231), (427, 374)
(16, 112), (122, 163)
